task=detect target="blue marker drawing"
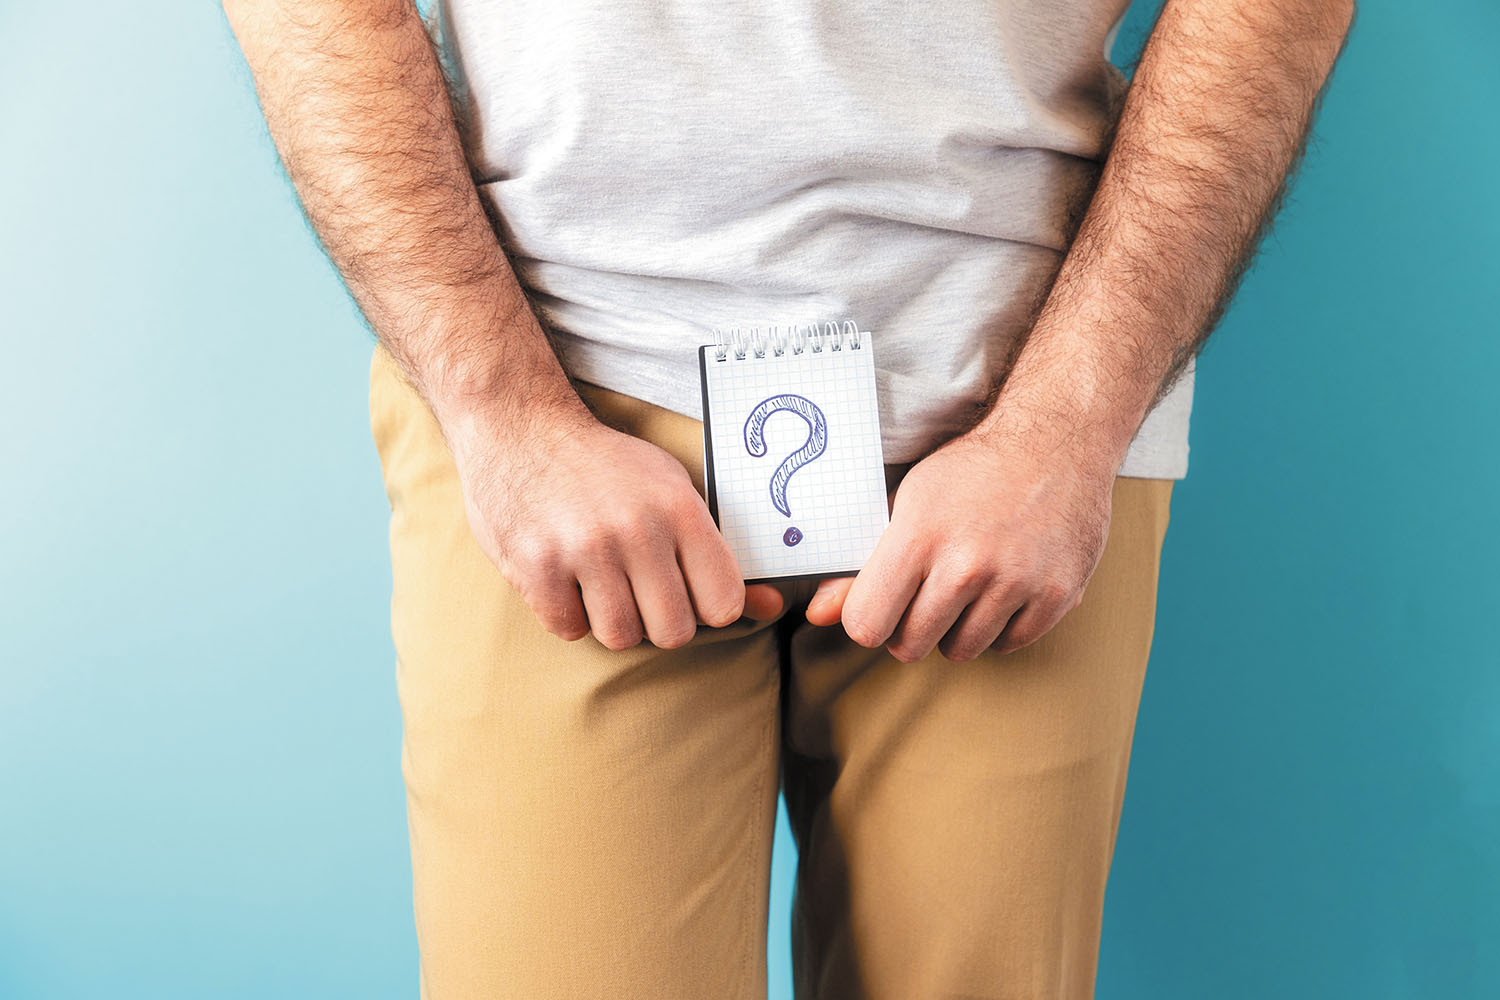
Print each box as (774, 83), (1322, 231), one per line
(743, 394), (828, 546)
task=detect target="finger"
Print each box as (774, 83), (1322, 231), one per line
(994, 598), (1068, 655)
(840, 529), (926, 648)
(805, 576), (853, 626)
(675, 510), (747, 628)
(524, 572), (591, 642)
(938, 590), (1025, 662)
(743, 583), (785, 622)
(625, 546), (699, 650)
(578, 565), (645, 651)
(884, 576), (973, 663)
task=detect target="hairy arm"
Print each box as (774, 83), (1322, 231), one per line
(225, 0), (784, 646)
(974, 0), (1356, 465)
(221, 0), (586, 437)
(809, 0), (1355, 661)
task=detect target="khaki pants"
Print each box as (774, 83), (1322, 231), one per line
(369, 344), (1173, 1000)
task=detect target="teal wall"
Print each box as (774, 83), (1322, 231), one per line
(1, 2), (1494, 996)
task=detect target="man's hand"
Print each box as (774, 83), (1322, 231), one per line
(223, 0), (783, 648)
(447, 400), (785, 650)
(804, 420), (1115, 662)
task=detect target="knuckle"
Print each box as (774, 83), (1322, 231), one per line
(938, 635), (978, 662)
(842, 614), (885, 648)
(543, 613), (590, 642)
(619, 513), (671, 552)
(1039, 581), (1074, 608)
(510, 569), (552, 606)
(1003, 628), (1042, 653)
(505, 535), (556, 576)
(701, 602), (742, 629)
(689, 571), (744, 628)
(652, 623), (698, 649)
(944, 554), (992, 592)
(596, 628), (642, 652)
(571, 523), (615, 557)
(886, 641), (924, 663)
(665, 488), (706, 527)
(990, 570), (1031, 604)
(532, 599), (588, 641)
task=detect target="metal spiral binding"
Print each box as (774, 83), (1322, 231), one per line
(710, 319), (865, 362)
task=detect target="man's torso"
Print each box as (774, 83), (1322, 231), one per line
(436, 0), (1192, 476)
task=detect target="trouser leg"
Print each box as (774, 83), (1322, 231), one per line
(369, 346), (786, 1000)
(782, 477), (1174, 1000)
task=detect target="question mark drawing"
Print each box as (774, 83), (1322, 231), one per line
(743, 394), (828, 546)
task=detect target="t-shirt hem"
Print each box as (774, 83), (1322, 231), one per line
(557, 336), (1193, 481)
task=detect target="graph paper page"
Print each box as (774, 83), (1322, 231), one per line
(700, 339), (889, 582)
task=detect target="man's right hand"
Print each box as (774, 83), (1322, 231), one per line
(223, 0), (784, 647)
(444, 405), (786, 650)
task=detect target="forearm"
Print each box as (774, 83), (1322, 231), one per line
(222, 0), (589, 439)
(975, 0), (1354, 469)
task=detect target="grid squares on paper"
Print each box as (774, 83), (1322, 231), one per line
(703, 339), (890, 581)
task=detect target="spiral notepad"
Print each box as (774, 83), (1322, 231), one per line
(698, 320), (890, 583)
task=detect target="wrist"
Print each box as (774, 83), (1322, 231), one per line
(968, 408), (1129, 487)
(404, 303), (598, 455)
(970, 353), (1153, 481)
(436, 381), (597, 460)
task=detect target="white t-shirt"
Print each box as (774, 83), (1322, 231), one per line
(436, 0), (1193, 477)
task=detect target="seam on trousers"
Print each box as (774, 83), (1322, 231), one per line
(737, 678), (777, 1000)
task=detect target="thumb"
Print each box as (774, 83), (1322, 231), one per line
(805, 576), (854, 626)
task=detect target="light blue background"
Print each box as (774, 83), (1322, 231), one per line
(2, 2), (1495, 996)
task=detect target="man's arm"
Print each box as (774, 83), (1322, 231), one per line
(224, 0), (783, 647)
(807, 0), (1355, 661)
(977, 0), (1355, 465)
(223, 0), (580, 438)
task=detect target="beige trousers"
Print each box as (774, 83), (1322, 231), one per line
(369, 344), (1174, 1000)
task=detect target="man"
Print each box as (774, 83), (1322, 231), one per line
(225, 0), (1351, 996)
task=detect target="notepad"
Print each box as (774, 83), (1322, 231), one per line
(698, 320), (890, 583)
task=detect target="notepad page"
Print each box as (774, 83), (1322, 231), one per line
(702, 341), (889, 582)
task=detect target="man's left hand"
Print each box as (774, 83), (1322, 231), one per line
(803, 422), (1119, 662)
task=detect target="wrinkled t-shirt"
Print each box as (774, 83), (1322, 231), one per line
(435, 0), (1193, 477)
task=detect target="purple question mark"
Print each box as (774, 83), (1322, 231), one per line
(743, 394), (828, 546)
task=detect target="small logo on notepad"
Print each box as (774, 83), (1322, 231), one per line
(743, 394), (828, 547)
